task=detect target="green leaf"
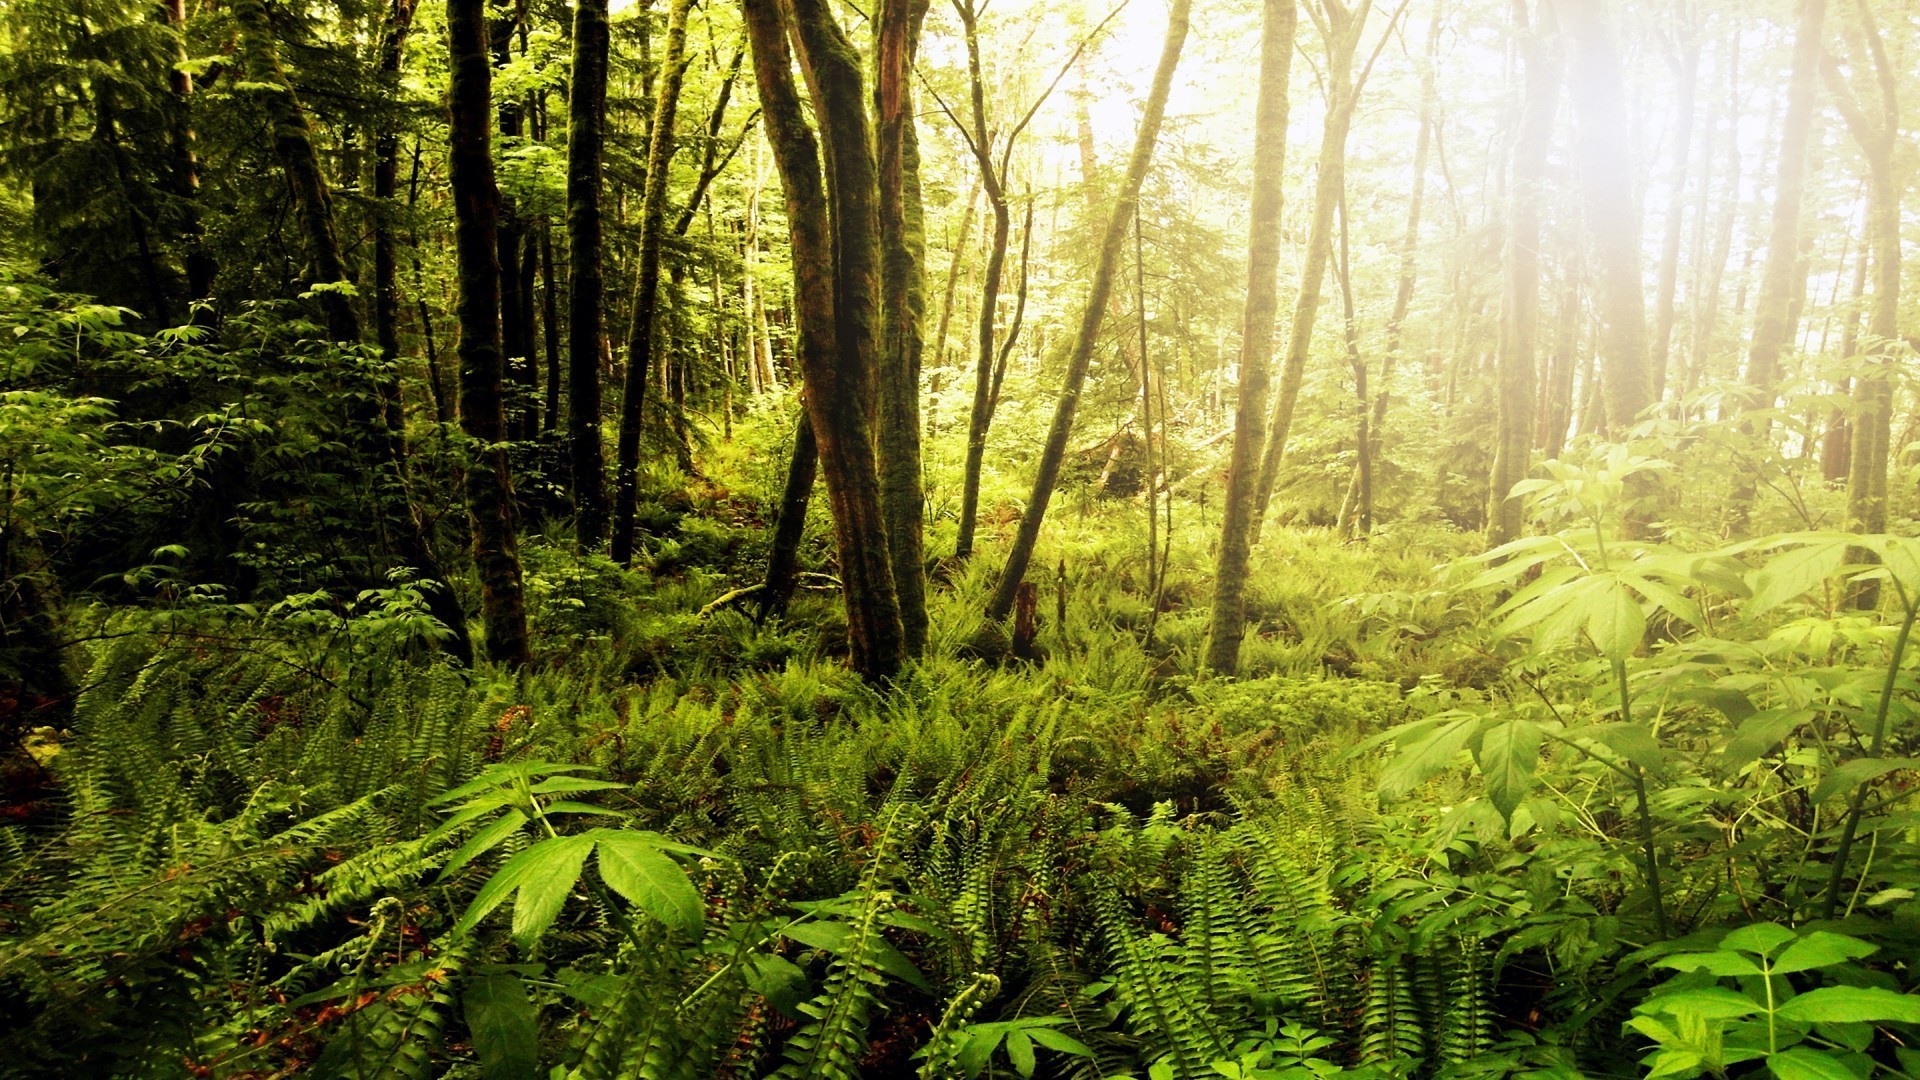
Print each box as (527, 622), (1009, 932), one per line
(1721, 710), (1807, 772)
(1025, 1027), (1094, 1057)
(1473, 718), (1541, 821)
(1574, 723), (1666, 773)
(464, 974), (539, 1080)
(1721, 923), (1799, 957)
(1749, 539), (1850, 617)
(781, 920), (932, 992)
(1006, 1029), (1035, 1077)
(1775, 986), (1920, 1024)
(1770, 932), (1878, 975)
(1810, 758), (1920, 804)
(1766, 1047), (1868, 1080)
(957, 1028), (1000, 1077)
(1380, 713), (1485, 798)
(591, 831), (703, 936)
(1637, 986), (1765, 1018)
(1588, 576), (1648, 662)
(527, 776), (628, 796)
(1652, 951), (1764, 978)
(436, 809), (529, 882)
(510, 835), (594, 949)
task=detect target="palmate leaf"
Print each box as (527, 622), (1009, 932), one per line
(1766, 1047), (1866, 1080)
(1775, 986), (1920, 1024)
(1587, 575), (1648, 662)
(590, 829), (704, 937)
(452, 833), (594, 948)
(1809, 757), (1920, 804)
(1472, 718), (1541, 821)
(1771, 932), (1877, 975)
(1746, 536), (1852, 617)
(463, 973), (539, 1080)
(1379, 712), (1486, 799)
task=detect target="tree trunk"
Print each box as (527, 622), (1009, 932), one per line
(1489, 0), (1557, 545)
(161, 0), (214, 302)
(1650, 34), (1698, 401)
(930, 183), (980, 372)
(1204, 0), (1294, 675)
(952, 0), (1012, 563)
(373, 0), (418, 442)
(743, 0), (905, 680)
(1560, 0), (1652, 436)
(492, 3), (535, 441)
(758, 413), (818, 621)
(611, 0), (693, 564)
(1250, 0), (1379, 544)
(540, 225), (562, 432)
(567, 0), (612, 547)
(986, 0), (1189, 624)
(448, 0), (533, 668)
(875, 0), (930, 654)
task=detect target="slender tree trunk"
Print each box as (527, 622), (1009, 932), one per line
(540, 225), (562, 432)
(1739, 0), (1824, 416)
(161, 0), (214, 302)
(985, 201), (1034, 421)
(1650, 36), (1697, 401)
(931, 183), (980, 372)
(373, 0), (418, 442)
(986, 0), (1189, 623)
(759, 413), (818, 621)
(492, 3), (534, 440)
(1821, 251), (1867, 482)
(1489, 0), (1557, 544)
(1560, 0), (1652, 437)
(1205, 0), (1295, 675)
(1541, 258), (1580, 459)
(953, 0), (1012, 562)
(1250, 0), (1381, 544)
(610, 0), (694, 564)
(567, 0), (612, 547)
(1337, 185), (1372, 538)
(875, 0), (930, 654)
(743, 0), (904, 680)
(448, 0), (533, 668)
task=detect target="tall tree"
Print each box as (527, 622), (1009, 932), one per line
(372, 0), (419, 442)
(1489, 0), (1558, 544)
(1250, 0), (1399, 543)
(611, 0), (694, 566)
(1560, 0), (1652, 440)
(742, 0), (905, 679)
(1205, 0), (1296, 675)
(875, 0), (931, 654)
(986, 0), (1190, 624)
(567, 0), (612, 547)
(1649, 8), (1699, 400)
(448, 0), (533, 667)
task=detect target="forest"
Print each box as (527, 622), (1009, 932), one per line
(3, 0), (1920, 1073)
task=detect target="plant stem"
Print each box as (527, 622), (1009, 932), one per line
(1820, 585), (1918, 918)
(1615, 655), (1670, 936)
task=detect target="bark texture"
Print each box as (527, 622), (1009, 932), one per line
(567, 0), (612, 547)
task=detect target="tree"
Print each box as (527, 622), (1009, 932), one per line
(986, 0), (1191, 624)
(875, 0), (931, 654)
(742, 0), (905, 680)
(611, 0), (695, 566)
(566, 0), (612, 548)
(1560, 0), (1651, 442)
(448, 0), (532, 667)
(1488, 0), (1558, 545)
(1205, 0), (1296, 675)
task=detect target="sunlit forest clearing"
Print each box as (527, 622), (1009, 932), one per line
(6, 0), (1920, 1073)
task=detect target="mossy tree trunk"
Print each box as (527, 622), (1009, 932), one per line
(567, 0), (612, 549)
(1204, 0), (1295, 675)
(448, 0), (532, 668)
(986, 0), (1190, 624)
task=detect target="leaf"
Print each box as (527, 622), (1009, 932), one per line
(1573, 723), (1666, 773)
(1810, 758), (1920, 804)
(957, 1028), (1001, 1078)
(1637, 986), (1765, 1020)
(1770, 932), (1878, 975)
(1721, 923), (1799, 958)
(781, 920), (932, 992)
(1379, 713), (1485, 798)
(1749, 539), (1850, 617)
(1720, 710), (1808, 772)
(591, 831), (703, 936)
(510, 835), (594, 949)
(1025, 1027), (1094, 1057)
(463, 974), (539, 1080)
(1775, 986), (1920, 1024)
(1652, 951), (1763, 978)
(1587, 576), (1648, 662)
(1006, 1029), (1035, 1077)
(436, 809), (529, 882)
(1766, 1047), (1868, 1080)
(1473, 718), (1541, 821)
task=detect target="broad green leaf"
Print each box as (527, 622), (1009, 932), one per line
(527, 776), (627, 795)
(591, 831), (703, 936)
(1379, 713), (1485, 798)
(1625, 573), (1704, 628)
(1025, 1027), (1093, 1057)
(1721, 710), (1808, 772)
(1810, 758), (1920, 804)
(1749, 539), (1849, 617)
(1770, 932), (1878, 974)
(463, 974), (539, 1080)
(1006, 1029), (1035, 1077)
(957, 1028), (1000, 1077)
(1473, 718), (1541, 821)
(1638, 987), (1764, 1020)
(1587, 576), (1648, 662)
(1652, 951), (1763, 978)
(1721, 923), (1798, 957)
(783, 920), (933, 992)
(1574, 723), (1666, 773)
(498, 835), (593, 948)
(1766, 1047), (1868, 1080)
(437, 809), (529, 882)
(1775, 986), (1920, 1024)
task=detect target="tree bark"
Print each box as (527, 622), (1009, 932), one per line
(952, 0), (1012, 562)
(1204, 0), (1295, 675)
(1650, 30), (1698, 401)
(611, 0), (695, 564)
(1489, 0), (1557, 545)
(373, 0), (418, 442)
(986, 0), (1189, 624)
(743, 0), (905, 680)
(567, 0), (612, 548)
(758, 413), (818, 621)
(1560, 0), (1652, 436)
(875, 0), (931, 654)
(448, 0), (533, 667)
